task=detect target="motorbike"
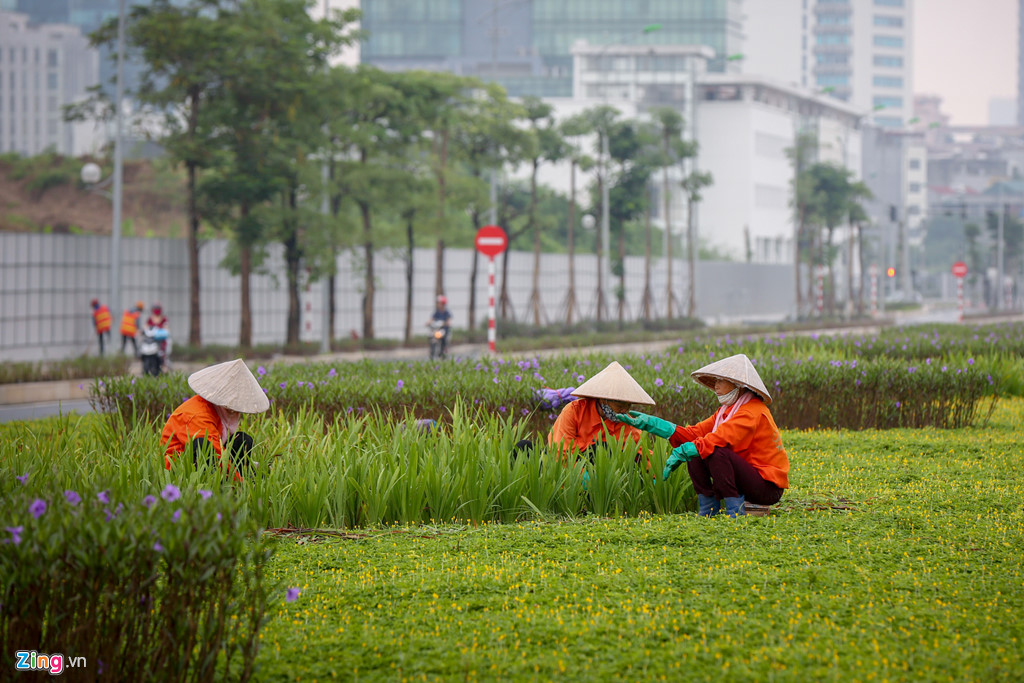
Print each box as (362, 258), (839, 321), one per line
(139, 326), (170, 376)
(428, 319), (449, 360)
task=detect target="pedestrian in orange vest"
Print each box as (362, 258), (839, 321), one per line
(161, 359), (270, 482)
(90, 298), (112, 356)
(119, 300), (144, 357)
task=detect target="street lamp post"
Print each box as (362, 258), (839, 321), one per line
(109, 0), (126, 316)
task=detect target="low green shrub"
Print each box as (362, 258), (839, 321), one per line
(0, 355), (131, 385)
(0, 473), (274, 681)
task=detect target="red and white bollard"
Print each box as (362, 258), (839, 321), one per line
(869, 264), (878, 319)
(957, 276), (964, 323)
(815, 266), (825, 316)
(487, 256), (497, 354)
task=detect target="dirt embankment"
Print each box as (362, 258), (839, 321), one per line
(0, 158), (187, 237)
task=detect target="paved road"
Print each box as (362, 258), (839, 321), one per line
(0, 399), (94, 423)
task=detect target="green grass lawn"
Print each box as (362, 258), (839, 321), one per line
(255, 400), (1024, 682)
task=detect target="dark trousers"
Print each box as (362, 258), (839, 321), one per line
(142, 354), (162, 376)
(190, 432), (255, 474)
(686, 446), (783, 505)
(121, 334), (138, 356)
(97, 330), (109, 355)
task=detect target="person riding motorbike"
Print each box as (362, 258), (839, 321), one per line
(139, 324), (171, 376)
(426, 295), (452, 359)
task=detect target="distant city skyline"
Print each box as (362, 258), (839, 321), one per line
(914, 0), (1016, 126)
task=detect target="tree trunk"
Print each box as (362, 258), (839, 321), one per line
(187, 87), (202, 346)
(663, 155), (673, 319)
(641, 201), (653, 321)
(596, 152), (605, 323)
(687, 195), (696, 318)
(527, 159), (542, 326)
(856, 222), (866, 316)
(565, 160), (578, 325)
(239, 204), (252, 349)
(360, 200), (375, 340)
(468, 208), (481, 332)
(617, 224), (625, 325)
(404, 210), (414, 343)
(794, 218), (804, 319)
(434, 127), (449, 298)
(284, 190), (302, 347)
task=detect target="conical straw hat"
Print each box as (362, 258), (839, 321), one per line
(570, 361), (655, 405)
(690, 353), (772, 405)
(188, 359), (270, 414)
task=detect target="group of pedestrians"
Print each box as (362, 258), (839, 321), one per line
(90, 298), (170, 375)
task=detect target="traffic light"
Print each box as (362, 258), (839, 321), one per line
(886, 267), (896, 278)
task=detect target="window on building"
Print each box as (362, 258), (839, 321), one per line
(874, 0), (904, 5)
(874, 95), (903, 109)
(874, 15), (903, 27)
(817, 14), (850, 25)
(47, 72), (57, 90)
(816, 33), (850, 45)
(873, 54), (903, 67)
(819, 53), (850, 65)
(909, 182), (921, 193)
(874, 115), (903, 128)
(817, 74), (850, 87)
(47, 49), (58, 67)
(907, 205), (921, 215)
(873, 75), (903, 88)
(873, 35), (903, 48)
(909, 159), (921, 169)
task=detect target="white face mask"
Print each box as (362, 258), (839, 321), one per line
(717, 387), (741, 406)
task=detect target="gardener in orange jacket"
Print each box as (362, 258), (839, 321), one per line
(90, 298), (112, 356)
(161, 359), (270, 481)
(547, 361), (654, 466)
(119, 300), (144, 356)
(617, 353), (789, 517)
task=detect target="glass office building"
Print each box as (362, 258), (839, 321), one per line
(361, 0), (743, 97)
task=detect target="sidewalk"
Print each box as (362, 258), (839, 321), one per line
(3, 311), (1020, 407)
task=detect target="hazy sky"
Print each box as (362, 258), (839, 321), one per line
(915, 0), (1018, 125)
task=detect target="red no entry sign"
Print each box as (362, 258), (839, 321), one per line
(951, 261), (968, 278)
(475, 225), (507, 258)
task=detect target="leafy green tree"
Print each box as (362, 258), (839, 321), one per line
(802, 163), (871, 315)
(520, 97), (567, 326)
(202, 0), (354, 347)
(84, 0), (230, 346)
(446, 84), (527, 330)
(557, 114), (595, 325)
(648, 107), (696, 319)
(787, 130), (819, 318)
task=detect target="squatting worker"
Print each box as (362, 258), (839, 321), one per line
(161, 359), (269, 481)
(616, 353), (789, 517)
(547, 360), (655, 466)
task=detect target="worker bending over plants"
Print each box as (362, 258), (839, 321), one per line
(540, 361), (655, 467)
(616, 353), (789, 517)
(161, 359), (270, 481)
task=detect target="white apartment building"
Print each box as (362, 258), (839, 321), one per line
(697, 73), (864, 263)
(0, 10), (101, 156)
(743, 0), (913, 129)
(531, 44), (864, 263)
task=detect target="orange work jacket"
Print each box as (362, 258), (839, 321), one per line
(92, 305), (112, 333)
(160, 395), (242, 481)
(668, 398), (789, 489)
(548, 397), (645, 463)
(120, 310), (140, 336)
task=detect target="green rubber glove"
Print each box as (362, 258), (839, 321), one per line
(615, 411), (677, 439)
(661, 442), (699, 481)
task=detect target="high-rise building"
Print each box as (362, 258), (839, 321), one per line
(14, 0), (153, 98)
(743, 0), (913, 128)
(359, 0), (744, 97)
(0, 10), (100, 155)
(1018, 0), (1024, 126)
